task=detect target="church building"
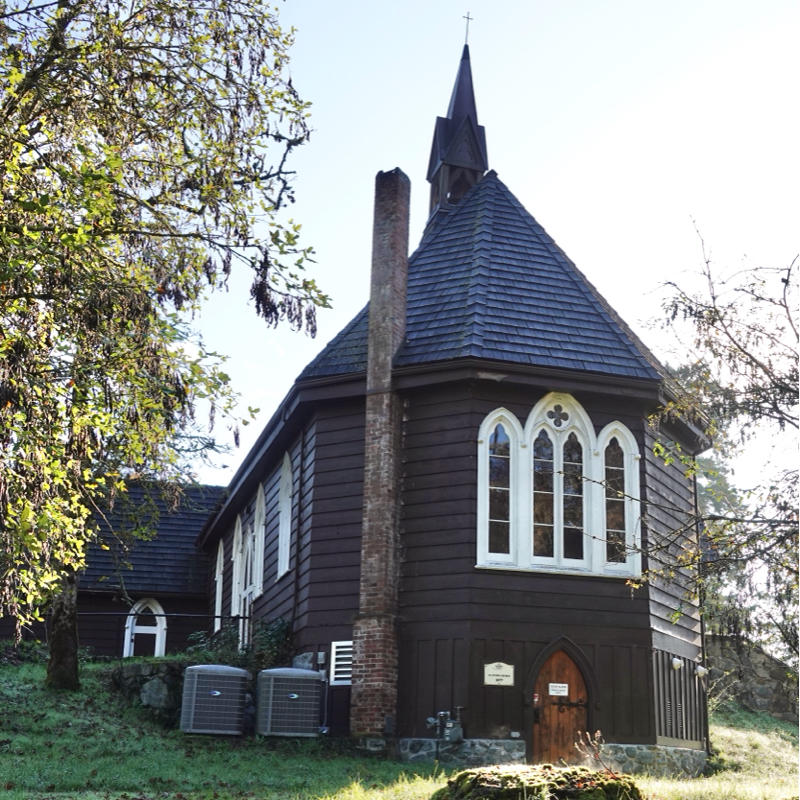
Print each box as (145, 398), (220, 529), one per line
(197, 45), (708, 770)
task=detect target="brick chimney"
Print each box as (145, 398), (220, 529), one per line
(350, 168), (410, 741)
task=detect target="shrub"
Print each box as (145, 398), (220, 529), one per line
(431, 764), (643, 800)
(0, 638), (48, 665)
(185, 617), (292, 674)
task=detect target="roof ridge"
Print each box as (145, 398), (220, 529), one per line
(498, 180), (663, 378)
(465, 177), (495, 356)
(412, 172), (495, 261)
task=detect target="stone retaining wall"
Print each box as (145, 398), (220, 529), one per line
(706, 635), (798, 721)
(112, 660), (190, 725)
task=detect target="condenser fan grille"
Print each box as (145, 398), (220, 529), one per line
(180, 665), (251, 735)
(257, 668), (322, 737)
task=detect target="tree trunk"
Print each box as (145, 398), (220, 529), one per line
(46, 572), (80, 690)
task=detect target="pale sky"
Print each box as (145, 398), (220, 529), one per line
(194, 0), (799, 486)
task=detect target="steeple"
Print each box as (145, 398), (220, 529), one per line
(427, 44), (488, 218)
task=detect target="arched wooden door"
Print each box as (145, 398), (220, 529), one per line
(532, 650), (588, 763)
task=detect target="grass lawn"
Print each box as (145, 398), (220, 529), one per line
(0, 659), (796, 800)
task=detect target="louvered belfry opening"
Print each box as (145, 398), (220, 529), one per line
(426, 44), (488, 221)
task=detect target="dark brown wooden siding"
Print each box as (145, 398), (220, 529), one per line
(216, 400), (364, 655)
(76, 594), (209, 657)
(295, 399), (364, 649)
(397, 383), (662, 744)
(642, 430), (703, 660)
(652, 649), (705, 746)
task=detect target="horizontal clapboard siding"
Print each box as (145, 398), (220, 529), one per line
(396, 383), (661, 742)
(642, 430), (703, 659)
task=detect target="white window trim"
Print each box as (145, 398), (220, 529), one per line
(597, 422), (642, 576)
(476, 408), (524, 567)
(123, 597), (166, 658)
(277, 453), (292, 579)
(231, 515), (243, 610)
(239, 522), (256, 647)
(329, 640), (353, 685)
(229, 515), (249, 646)
(213, 540), (224, 632)
(476, 392), (641, 578)
(253, 483), (266, 595)
(523, 393), (595, 571)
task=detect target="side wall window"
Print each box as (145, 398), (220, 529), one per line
(477, 392), (641, 577)
(277, 453), (292, 579)
(253, 484), (266, 595)
(597, 423), (642, 575)
(123, 598), (166, 658)
(231, 515), (243, 613)
(213, 540), (224, 632)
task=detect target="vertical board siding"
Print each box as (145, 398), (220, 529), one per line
(652, 650), (705, 745)
(296, 400), (364, 650)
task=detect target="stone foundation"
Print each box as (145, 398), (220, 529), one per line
(398, 738), (526, 765)
(398, 737), (706, 776)
(594, 742), (707, 777)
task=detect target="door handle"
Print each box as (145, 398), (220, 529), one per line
(555, 698), (587, 713)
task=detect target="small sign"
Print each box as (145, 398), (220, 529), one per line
(484, 662), (515, 686)
(548, 682), (569, 696)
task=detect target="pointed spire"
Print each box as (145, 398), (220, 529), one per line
(446, 45), (479, 124)
(427, 44), (488, 219)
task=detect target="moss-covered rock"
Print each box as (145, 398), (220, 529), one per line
(431, 763), (643, 800)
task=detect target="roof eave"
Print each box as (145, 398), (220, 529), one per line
(195, 372), (366, 550)
(392, 357), (663, 399)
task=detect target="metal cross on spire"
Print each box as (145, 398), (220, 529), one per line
(463, 11), (473, 44)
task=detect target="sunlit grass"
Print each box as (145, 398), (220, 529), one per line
(0, 658), (796, 800)
(638, 706), (798, 800)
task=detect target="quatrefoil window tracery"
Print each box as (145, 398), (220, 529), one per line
(547, 404), (569, 427)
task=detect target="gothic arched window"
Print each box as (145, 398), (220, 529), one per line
(477, 410), (523, 565)
(123, 598), (166, 658)
(277, 453), (293, 578)
(213, 540), (224, 632)
(477, 393), (641, 577)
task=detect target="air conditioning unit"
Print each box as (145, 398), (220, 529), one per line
(256, 667), (323, 737)
(180, 664), (251, 735)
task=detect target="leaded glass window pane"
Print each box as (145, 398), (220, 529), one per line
(533, 526), (553, 558)
(488, 423), (511, 554)
(489, 423), (510, 456)
(605, 438), (626, 563)
(562, 432), (583, 560)
(564, 528), (583, 560)
(489, 521), (510, 554)
(533, 430), (554, 557)
(490, 487), (509, 521)
(490, 456), (510, 487)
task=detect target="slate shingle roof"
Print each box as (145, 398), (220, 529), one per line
(81, 484), (224, 596)
(299, 304), (368, 381)
(299, 172), (660, 383)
